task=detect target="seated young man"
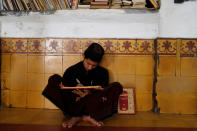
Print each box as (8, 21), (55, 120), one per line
(42, 43), (123, 128)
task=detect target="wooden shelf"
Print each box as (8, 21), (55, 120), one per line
(0, 0), (160, 12)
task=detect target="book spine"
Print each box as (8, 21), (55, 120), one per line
(40, 0), (48, 10)
(43, 0), (51, 10)
(32, 0), (40, 10)
(56, 0), (63, 9)
(12, 0), (19, 11)
(36, 0), (44, 10)
(62, 0), (67, 9)
(59, 0), (67, 9)
(18, 0), (25, 10)
(63, 0), (71, 8)
(52, 0), (58, 9)
(4, 0), (12, 10)
(28, 0), (36, 11)
(21, 0), (29, 10)
(149, 0), (158, 8)
(47, 0), (55, 9)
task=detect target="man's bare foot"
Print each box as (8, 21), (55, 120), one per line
(82, 116), (104, 127)
(62, 117), (82, 128)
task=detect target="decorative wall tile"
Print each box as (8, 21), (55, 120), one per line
(11, 39), (28, 53)
(46, 39), (63, 55)
(1, 38), (28, 53)
(1, 39), (11, 53)
(116, 39), (136, 55)
(157, 39), (177, 55)
(81, 39), (99, 53)
(28, 39), (45, 55)
(1, 38), (197, 57)
(181, 39), (197, 57)
(136, 40), (154, 55)
(63, 39), (82, 54)
(99, 39), (118, 54)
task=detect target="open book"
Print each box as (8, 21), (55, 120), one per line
(60, 83), (103, 90)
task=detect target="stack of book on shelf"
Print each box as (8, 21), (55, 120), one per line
(111, 0), (122, 9)
(2, 0), (74, 11)
(149, 0), (159, 9)
(121, 0), (132, 9)
(0, 0), (160, 10)
(78, 0), (91, 9)
(132, 0), (146, 8)
(90, 0), (110, 9)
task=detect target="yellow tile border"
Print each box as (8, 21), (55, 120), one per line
(1, 38), (153, 55)
(1, 38), (28, 54)
(157, 38), (177, 56)
(28, 38), (46, 55)
(1, 38), (196, 57)
(181, 39), (197, 57)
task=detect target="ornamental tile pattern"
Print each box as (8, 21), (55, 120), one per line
(80, 39), (99, 54)
(1, 38), (196, 57)
(181, 39), (197, 57)
(99, 39), (118, 54)
(46, 39), (63, 55)
(136, 40), (154, 55)
(1, 38), (28, 53)
(157, 39), (177, 56)
(1, 39), (11, 53)
(116, 40), (136, 55)
(63, 39), (82, 54)
(28, 39), (45, 54)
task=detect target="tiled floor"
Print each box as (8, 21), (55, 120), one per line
(0, 107), (197, 128)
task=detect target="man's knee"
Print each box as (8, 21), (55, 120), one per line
(108, 82), (123, 94)
(48, 74), (62, 86)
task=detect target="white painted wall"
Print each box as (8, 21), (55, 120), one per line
(0, 0), (197, 38)
(159, 0), (197, 38)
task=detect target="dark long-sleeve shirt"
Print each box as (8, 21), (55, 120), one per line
(62, 61), (109, 88)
